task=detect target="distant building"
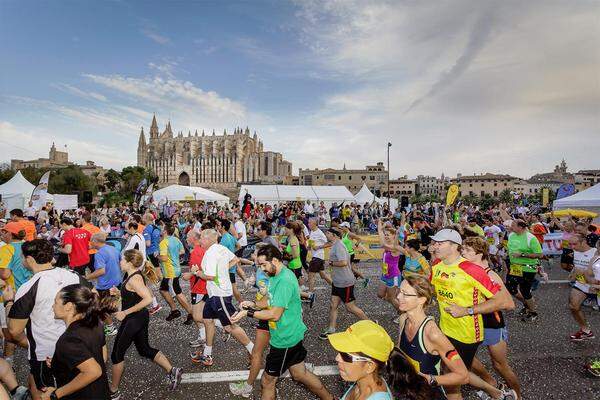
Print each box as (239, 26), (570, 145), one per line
(415, 175), (440, 197)
(452, 173), (519, 197)
(387, 177), (417, 197)
(299, 162), (388, 194)
(514, 180), (562, 196)
(11, 143), (70, 170)
(574, 169), (600, 190)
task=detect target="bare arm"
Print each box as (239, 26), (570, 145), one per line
(423, 323), (469, 386)
(122, 275), (153, 314)
(60, 244), (72, 254)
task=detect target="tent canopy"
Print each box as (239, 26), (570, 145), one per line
(153, 185), (229, 205)
(0, 171), (35, 198)
(239, 185), (354, 206)
(354, 183), (379, 204)
(553, 183), (600, 221)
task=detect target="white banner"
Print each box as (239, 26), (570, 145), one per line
(541, 232), (564, 256)
(30, 171), (50, 210)
(53, 194), (78, 212)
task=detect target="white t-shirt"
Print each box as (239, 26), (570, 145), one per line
(234, 220), (247, 247)
(303, 203), (314, 214)
(573, 248), (597, 293)
(484, 225), (502, 254)
(202, 243), (235, 297)
(123, 232), (147, 260)
(309, 228), (327, 260)
(24, 206), (37, 217)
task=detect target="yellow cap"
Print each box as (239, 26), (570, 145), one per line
(327, 320), (394, 362)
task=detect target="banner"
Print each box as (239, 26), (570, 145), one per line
(30, 171), (50, 210)
(446, 184), (459, 206)
(53, 194), (78, 212)
(542, 188), (549, 207)
(541, 232), (563, 256)
(556, 183), (575, 200)
(141, 183), (154, 206)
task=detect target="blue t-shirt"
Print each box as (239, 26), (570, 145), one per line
(143, 224), (161, 255)
(94, 244), (122, 290)
(219, 232), (238, 273)
(341, 382), (392, 400)
(0, 242), (33, 290)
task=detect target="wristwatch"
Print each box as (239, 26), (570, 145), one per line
(428, 374), (439, 387)
(50, 392), (59, 400)
(467, 307), (474, 316)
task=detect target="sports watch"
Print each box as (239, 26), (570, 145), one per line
(467, 307), (474, 316)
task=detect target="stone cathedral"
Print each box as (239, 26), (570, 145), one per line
(137, 115), (292, 195)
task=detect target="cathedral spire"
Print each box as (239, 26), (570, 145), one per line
(151, 114), (158, 129)
(245, 126), (250, 135)
(150, 114), (159, 138)
(138, 127), (146, 146)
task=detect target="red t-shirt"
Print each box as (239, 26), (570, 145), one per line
(62, 228), (91, 268)
(189, 246), (207, 295)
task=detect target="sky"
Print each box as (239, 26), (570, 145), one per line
(0, 0), (598, 179)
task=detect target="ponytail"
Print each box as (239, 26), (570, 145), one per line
(58, 284), (118, 328)
(386, 348), (436, 400)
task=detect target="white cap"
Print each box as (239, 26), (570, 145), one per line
(340, 222), (350, 228)
(430, 228), (462, 245)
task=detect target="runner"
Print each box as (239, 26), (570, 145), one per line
(9, 209), (36, 242)
(376, 218), (402, 317)
(59, 217), (92, 275)
(5, 239), (85, 400)
(339, 221), (369, 285)
(559, 221), (576, 272)
(461, 237), (521, 400)
(191, 229), (254, 366)
(142, 213), (162, 315)
(109, 249), (183, 399)
(183, 230), (207, 348)
(505, 219), (544, 321)
(123, 222), (146, 258)
(319, 227), (369, 340)
(429, 228), (513, 400)
(81, 212), (101, 271)
(567, 233), (597, 341)
(158, 224), (193, 323)
(398, 238), (430, 278)
(217, 219), (249, 304)
(483, 218), (503, 271)
(307, 218), (332, 294)
(284, 222), (314, 305)
(230, 244), (333, 400)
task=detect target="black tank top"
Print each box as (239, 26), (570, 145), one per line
(482, 267), (505, 329)
(121, 271), (146, 312)
(399, 316), (441, 375)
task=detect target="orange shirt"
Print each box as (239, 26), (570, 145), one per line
(82, 223), (101, 254)
(137, 223), (146, 234)
(18, 219), (36, 242)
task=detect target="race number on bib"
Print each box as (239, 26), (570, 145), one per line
(509, 264), (523, 277)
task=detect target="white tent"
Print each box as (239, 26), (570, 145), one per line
(553, 183), (600, 221)
(0, 171), (36, 211)
(153, 185), (230, 205)
(239, 185), (354, 206)
(353, 183), (400, 212)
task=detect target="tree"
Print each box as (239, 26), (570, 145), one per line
(499, 189), (513, 204)
(0, 164), (14, 185)
(104, 169), (122, 192)
(48, 166), (95, 198)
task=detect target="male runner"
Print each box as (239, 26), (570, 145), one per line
(568, 233), (597, 340)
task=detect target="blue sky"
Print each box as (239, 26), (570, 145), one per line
(1, 0), (598, 178)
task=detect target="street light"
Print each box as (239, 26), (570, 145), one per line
(387, 142), (392, 210)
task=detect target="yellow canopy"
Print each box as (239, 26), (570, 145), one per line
(546, 209), (598, 218)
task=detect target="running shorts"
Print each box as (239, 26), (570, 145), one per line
(308, 258), (325, 273)
(482, 327), (508, 347)
(29, 359), (55, 390)
(203, 296), (237, 327)
(191, 293), (209, 305)
(380, 275), (400, 288)
(160, 277), (182, 295)
(447, 337), (481, 369)
(265, 340), (307, 377)
(331, 285), (356, 303)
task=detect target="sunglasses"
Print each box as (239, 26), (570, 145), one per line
(398, 290), (419, 297)
(339, 352), (372, 363)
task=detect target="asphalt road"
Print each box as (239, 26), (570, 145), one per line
(9, 257), (600, 399)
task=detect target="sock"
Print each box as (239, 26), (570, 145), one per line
(203, 345), (212, 357)
(245, 342), (254, 354)
(151, 297), (158, 308)
(198, 326), (206, 340)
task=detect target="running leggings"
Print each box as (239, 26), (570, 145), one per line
(111, 310), (159, 364)
(505, 271), (536, 300)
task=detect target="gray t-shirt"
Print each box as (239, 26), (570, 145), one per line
(261, 236), (280, 248)
(329, 240), (356, 288)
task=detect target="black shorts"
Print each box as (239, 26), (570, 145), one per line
(229, 272), (237, 283)
(448, 337), (481, 369)
(561, 248), (574, 266)
(332, 285), (356, 303)
(29, 359), (55, 390)
(202, 296), (237, 327)
(290, 268), (302, 280)
(308, 258), (325, 273)
(160, 277), (182, 295)
(257, 319), (270, 331)
(265, 340), (307, 377)
(148, 254), (160, 269)
(191, 293), (208, 305)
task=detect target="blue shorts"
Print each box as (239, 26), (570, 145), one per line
(482, 327), (508, 346)
(380, 275), (400, 288)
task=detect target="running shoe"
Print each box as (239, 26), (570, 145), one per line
(517, 307), (528, 317)
(229, 380), (253, 398)
(308, 292), (316, 309)
(168, 367), (183, 390)
(569, 329), (595, 341)
(183, 313), (194, 325)
(318, 329), (334, 340)
(582, 298), (594, 308)
(475, 391), (492, 400)
(11, 386), (29, 400)
(166, 309), (181, 321)
(191, 353), (214, 366)
(110, 389), (122, 400)
(585, 359), (600, 378)
(148, 304), (162, 315)
(104, 324), (118, 336)
(521, 311), (538, 322)
(189, 338), (206, 347)
(362, 277), (370, 288)
(501, 388), (518, 400)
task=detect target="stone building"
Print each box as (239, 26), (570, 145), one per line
(11, 143), (70, 170)
(299, 162), (388, 194)
(137, 115), (291, 194)
(386, 177), (417, 197)
(452, 173), (519, 197)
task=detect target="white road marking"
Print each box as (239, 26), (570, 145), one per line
(181, 363), (340, 384)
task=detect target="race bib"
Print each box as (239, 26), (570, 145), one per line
(487, 237), (495, 245)
(381, 262), (389, 275)
(575, 273), (586, 284)
(509, 264), (523, 277)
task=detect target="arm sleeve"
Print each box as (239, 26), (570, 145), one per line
(271, 284), (293, 310)
(8, 279), (39, 319)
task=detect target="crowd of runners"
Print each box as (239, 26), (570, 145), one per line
(0, 196), (598, 399)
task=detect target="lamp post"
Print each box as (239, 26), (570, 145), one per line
(387, 142), (391, 210)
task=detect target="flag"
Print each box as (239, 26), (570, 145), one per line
(30, 171), (50, 210)
(556, 183), (575, 200)
(542, 188), (549, 207)
(141, 183), (155, 206)
(446, 184), (459, 206)
(134, 178), (147, 203)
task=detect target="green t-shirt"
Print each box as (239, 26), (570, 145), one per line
(267, 267), (306, 348)
(342, 233), (355, 255)
(285, 237), (302, 270)
(507, 231), (542, 273)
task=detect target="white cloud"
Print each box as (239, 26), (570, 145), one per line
(140, 28), (170, 45)
(51, 83), (107, 102)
